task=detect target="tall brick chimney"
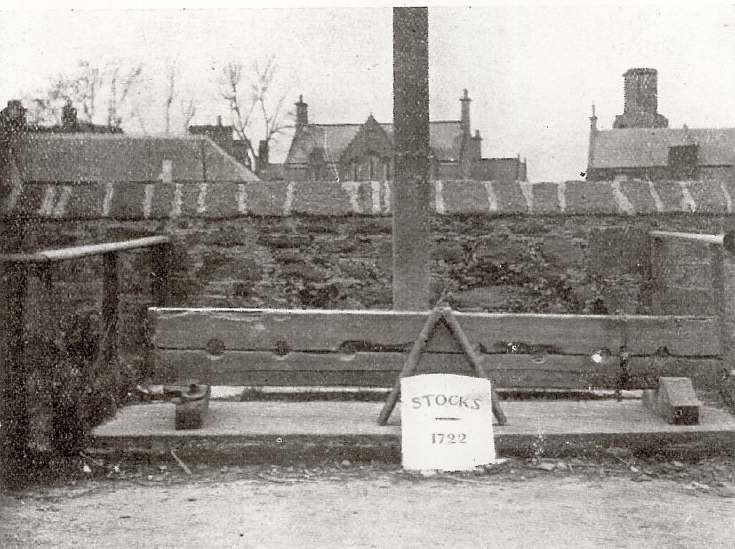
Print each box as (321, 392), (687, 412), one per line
(460, 89), (471, 135)
(295, 95), (308, 130)
(613, 68), (668, 129)
(258, 139), (269, 172)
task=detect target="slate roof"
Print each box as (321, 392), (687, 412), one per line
(590, 127), (735, 169)
(285, 119), (465, 165)
(11, 133), (259, 183)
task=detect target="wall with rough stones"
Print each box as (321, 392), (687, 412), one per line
(3, 178), (732, 360)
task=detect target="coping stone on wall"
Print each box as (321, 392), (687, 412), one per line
(1, 179), (733, 220)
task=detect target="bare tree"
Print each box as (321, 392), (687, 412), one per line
(24, 61), (102, 125)
(180, 98), (197, 134)
(164, 62), (177, 135)
(220, 55), (291, 170)
(26, 59), (143, 129)
(106, 62), (143, 129)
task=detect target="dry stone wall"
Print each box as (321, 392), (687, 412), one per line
(2, 178), (732, 357)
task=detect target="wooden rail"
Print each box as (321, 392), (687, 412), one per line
(0, 235), (170, 263)
(649, 230), (735, 253)
(0, 235), (172, 483)
(148, 308), (723, 390)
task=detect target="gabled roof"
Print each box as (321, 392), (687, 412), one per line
(11, 133), (259, 182)
(590, 127), (735, 169)
(285, 118), (465, 165)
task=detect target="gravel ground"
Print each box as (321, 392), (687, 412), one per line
(1, 456), (734, 548)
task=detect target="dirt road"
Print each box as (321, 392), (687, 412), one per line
(1, 460), (734, 548)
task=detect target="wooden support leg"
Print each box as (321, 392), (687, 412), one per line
(102, 253), (120, 365)
(151, 243), (173, 307)
(440, 308), (507, 425)
(378, 309), (442, 425)
(0, 261), (29, 486)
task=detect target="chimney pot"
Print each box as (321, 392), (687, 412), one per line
(217, 115), (222, 126)
(460, 89), (471, 135)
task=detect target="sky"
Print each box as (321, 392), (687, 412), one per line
(1, 2), (735, 181)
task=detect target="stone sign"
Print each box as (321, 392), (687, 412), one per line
(401, 373), (496, 471)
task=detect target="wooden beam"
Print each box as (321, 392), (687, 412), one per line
(0, 235), (171, 264)
(149, 308), (720, 357)
(102, 253), (119, 366)
(153, 349), (723, 389)
(392, 7), (431, 311)
(151, 243), (173, 307)
(440, 308), (506, 424)
(650, 230), (735, 254)
(378, 309), (440, 425)
(0, 261), (29, 485)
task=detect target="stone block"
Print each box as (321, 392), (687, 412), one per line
(246, 181), (289, 216)
(441, 181), (489, 214)
(531, 182), (561, 213)
(65, 184), (106, 219)
(642, 377), (700, 425)
(494, 182), (528, 213)
(109, 182), (145, 219)
(565, 181), (618, 214)
(201, 182), (240, 218)
(292, 181), (353, 215)
(620, 181), (657, 213)
(149, 182), (175, 218)
(14, 184), (45, 216)
(652, 181), (685, 212)
(687, 180), (728, 213)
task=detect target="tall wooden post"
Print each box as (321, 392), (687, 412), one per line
(0, 260), (29, 487)
(102, 253), (119, 365)
(392, 7), (431, 311)
(151, 243), (173, 307)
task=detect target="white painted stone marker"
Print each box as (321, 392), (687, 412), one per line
(401, 373), (496, 471)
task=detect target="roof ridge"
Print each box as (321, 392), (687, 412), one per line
(20, 133), (212, 141)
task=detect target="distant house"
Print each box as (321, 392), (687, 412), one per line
(283, 91), (527, 182)
(188, 116), (252, 172)
(587, 68), (735, 181)
(1, 99), (259, 184)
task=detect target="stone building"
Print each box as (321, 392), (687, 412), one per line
(282, 91), (527, 182)
(587, 68), (735, 181)
(188, 116), (252, 170)
(0, 99), (259, 191)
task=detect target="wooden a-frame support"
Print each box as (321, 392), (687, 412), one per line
(377, 306), (507, 426)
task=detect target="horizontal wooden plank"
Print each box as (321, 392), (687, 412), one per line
(0, 236), (170, 263)
(151, 349), (719, 390)
(149, 308), (720, 357)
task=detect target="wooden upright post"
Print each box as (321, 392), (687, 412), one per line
(151, 243), (173, 307)
(392, 7), (431, 311)
(102, 253), (119, 365)
(0, 261), (29, 486)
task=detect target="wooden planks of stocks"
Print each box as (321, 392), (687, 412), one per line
(148, 308), (721, 390)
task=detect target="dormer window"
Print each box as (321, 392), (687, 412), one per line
(668, 144), (699, 179)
